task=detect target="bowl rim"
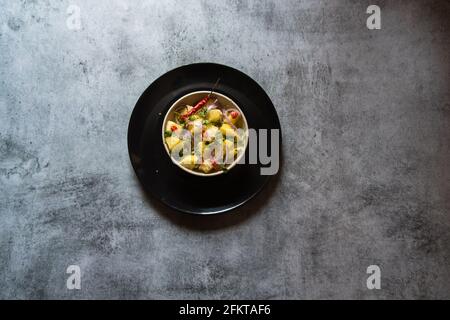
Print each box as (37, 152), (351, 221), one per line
(161, 90), (249, 177)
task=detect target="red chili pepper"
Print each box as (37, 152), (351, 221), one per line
(170, 125), (178, 132)
(230, 111), (239, 119)
(181, 96), (209, 120)
(181, 78), (221, 121)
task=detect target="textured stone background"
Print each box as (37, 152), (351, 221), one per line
(0, 0), (449, 299)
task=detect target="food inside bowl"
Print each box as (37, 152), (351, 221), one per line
(164, 94), (247, 174)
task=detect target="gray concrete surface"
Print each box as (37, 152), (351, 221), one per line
(0, 0), (449, 299)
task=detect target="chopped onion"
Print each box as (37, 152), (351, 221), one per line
(207, 99), (220, 111)
(223, 110), (238, 130)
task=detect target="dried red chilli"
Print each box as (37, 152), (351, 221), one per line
(181, 97), (209, 120)
(180, 78), (220, 120)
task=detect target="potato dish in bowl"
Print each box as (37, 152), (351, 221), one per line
(162, 91), (248, 176)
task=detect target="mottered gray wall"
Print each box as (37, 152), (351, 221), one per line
(0, 0), (449, 299)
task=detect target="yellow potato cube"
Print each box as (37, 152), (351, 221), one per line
(165, 120), (181, 133)
(220, 123), (236, 138)
(223, 139), (235, 163)
(227, 110), (241, 125)
(165, 136), (181, 151)
(203, 125), (219, 142)
(199, 160), (214, 173)
(187, 119), (203, 135)
(223, 139), (234, 154)
(206, 109), (223, 123)
(179, 155), (199, 170)
(195, 141), (205, 157)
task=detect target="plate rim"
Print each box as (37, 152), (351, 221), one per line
(127, 62), (281, 215)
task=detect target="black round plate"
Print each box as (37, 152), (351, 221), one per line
(128, 63), (281, 214)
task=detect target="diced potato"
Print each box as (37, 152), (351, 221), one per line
(223, 139), (234, 154)
(206, 109), (222, 123)
(171, 140), (184, 157)
(179, 155), (199, 170)
(195, 141), (205, 157)
(227, 109), (241, 125)
(166, 120), (181, 133)
(201, 144), (213, 161)
(220, 123), (236, 138)
(199, 160), (214, 173)
(203, 125), (219, 142)
(165, 136), (181, 151)
(187, 119), (203, 135)
(223, 139), (235, 163)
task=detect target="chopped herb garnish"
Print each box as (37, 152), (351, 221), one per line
(197, 107), (207, 118)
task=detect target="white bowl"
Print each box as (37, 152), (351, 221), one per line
(162, 91), (249, 177)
